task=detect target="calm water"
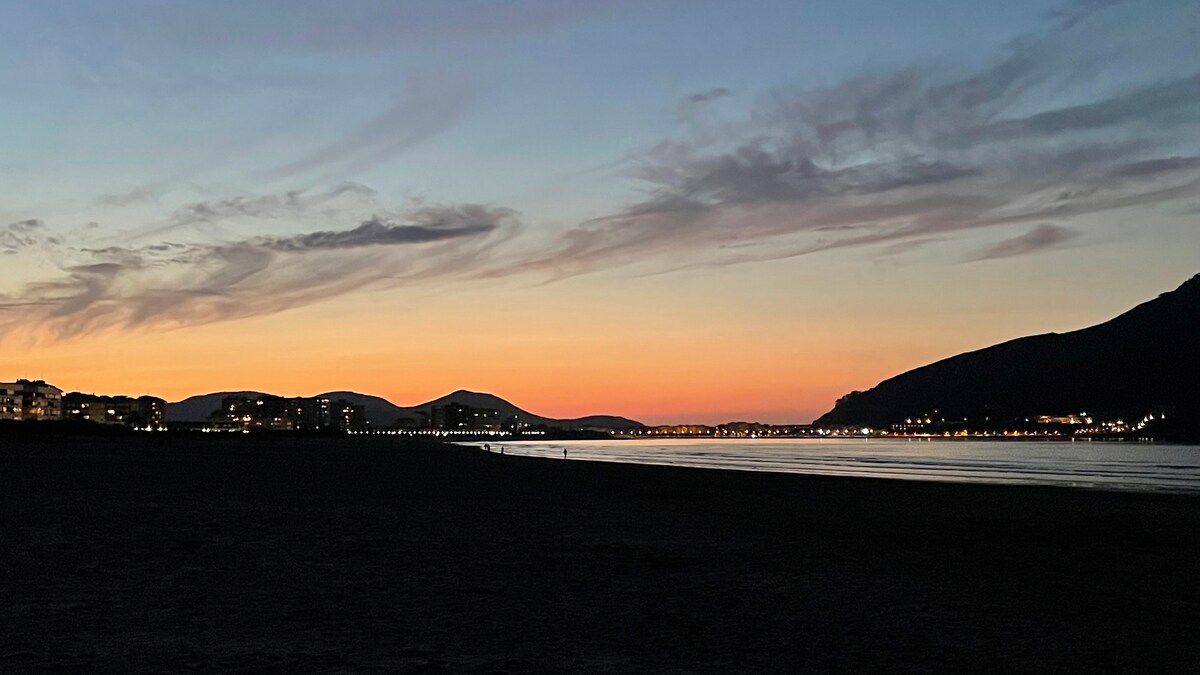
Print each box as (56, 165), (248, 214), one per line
(483, 438), (1200, 493)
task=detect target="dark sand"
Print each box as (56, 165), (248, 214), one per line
(3, 435), (1199, 672)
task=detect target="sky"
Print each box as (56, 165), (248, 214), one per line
(1, 0), (1198, 424)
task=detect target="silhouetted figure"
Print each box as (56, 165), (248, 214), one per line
(563, 448), (567, 459)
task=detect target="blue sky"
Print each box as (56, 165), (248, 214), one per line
(0, 1), (1063, 213)
(2, 0), (1198, 421)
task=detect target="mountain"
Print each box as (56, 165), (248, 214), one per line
(315, 391), (414, 428)
(166, 391), (267, 423)
(816, 274), (1200, 428)
(390, 389), (641, 430)
(168, 388), (642, 430)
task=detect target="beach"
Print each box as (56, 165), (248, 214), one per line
(4, 435), (1199, 672)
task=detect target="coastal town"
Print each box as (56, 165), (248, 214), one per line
(1, 378), (370, 432)
(2, 377), (1175, 440)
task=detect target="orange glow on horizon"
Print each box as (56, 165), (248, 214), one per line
(0, 257), (1163, 425)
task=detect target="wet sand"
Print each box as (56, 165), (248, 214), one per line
(3, 435), (1199, 671)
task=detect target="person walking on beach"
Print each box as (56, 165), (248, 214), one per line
(563, 448), (568, 459)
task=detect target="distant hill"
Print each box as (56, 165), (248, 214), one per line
(388, 389), (641, 430)
(166, 391), (266, 423)
(816, 274), (1200, 428)
(168, 388), (642, 430)
(315, 391), (414, 428)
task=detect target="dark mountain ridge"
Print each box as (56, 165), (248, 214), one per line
(379, 389), (639, 429)
(168, 388), (641, 430)
(817, 274), (1200, 428)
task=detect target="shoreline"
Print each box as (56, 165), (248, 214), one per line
(477, 437), (1200, 496)
(612, 434), (1191, 443)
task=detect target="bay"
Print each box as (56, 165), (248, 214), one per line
(486, 437), (1200, 493)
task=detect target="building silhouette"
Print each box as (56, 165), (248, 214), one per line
(431, 402), (500, 431)
(63, 393), (166, 428)
(288, 397), (331, 430)
(209, 395), (366, 432)
(0, 380), (64, 420)
(331, 400), (368, 432)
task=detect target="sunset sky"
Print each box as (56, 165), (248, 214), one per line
(2, 0), (1198, 424)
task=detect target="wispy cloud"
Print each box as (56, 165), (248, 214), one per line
(0, 201), (517, 340)
(265, 75), (475, 179)
(970, 223), (1081, 261)
(1, 220), (62, 254)
(130, 182), (380, 242)
(5, 0), (1198, 341)
(494, 0), (1199, 278)
(260, 215), (495, 252)
(1045, 0), (1128, 30)
(685, 87), (730, 104)
(94, 186), (162, 207)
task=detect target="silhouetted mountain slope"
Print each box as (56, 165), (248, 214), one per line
(316, 391), (412, 427)
(168, 388), (641, 429)
(393, 389), (641, 430)
(398, 389), (538, 421)
(817, 274), (1200, 427)
(167, 392), (266, 423)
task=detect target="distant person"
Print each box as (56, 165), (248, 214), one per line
(563, 448), (568, 459)
(484, 443), (490, 452)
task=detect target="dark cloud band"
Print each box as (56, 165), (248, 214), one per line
(0, 203), (515, 340)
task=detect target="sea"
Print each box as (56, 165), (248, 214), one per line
(482, 437), (1200, 494)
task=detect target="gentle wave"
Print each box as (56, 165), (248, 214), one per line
(478, 438), (1200, 493)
